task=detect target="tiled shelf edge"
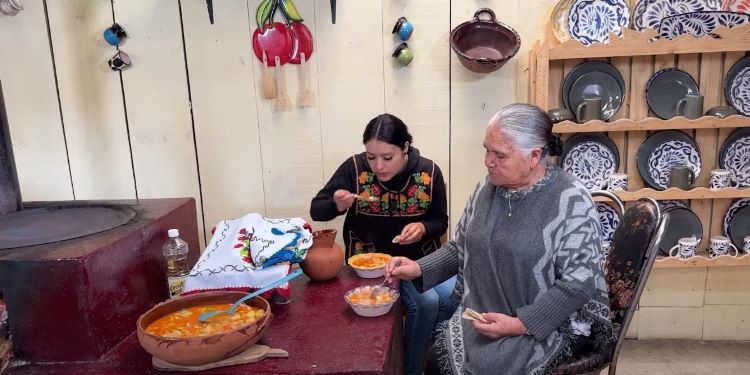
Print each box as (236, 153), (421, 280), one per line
(654, 254), (750, 268)
(548, 23), (750, 60)
(552, 115), (750, 133)
(591, 187), (750, 202)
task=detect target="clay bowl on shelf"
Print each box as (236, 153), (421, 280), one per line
(450, 8), (521, 73)
(347, 252), (391, 278)
(136, 291), (272, 365)
(344, 285), (400, 317)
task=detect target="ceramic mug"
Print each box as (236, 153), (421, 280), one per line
(669, 237), (699, 259)
(744, 236), (750, 255)
(392, 42), (414, 66)
(598, 173), (628, 191)
(710, 169), (740, 189)
(705, 105), (738, 119)
(108, 50), (132, 71)
(575, 97), (602, 123)
(601, 240), (612, 259)
(668, 165), (695, 190)
(392, 17), (414, 41)
(708, 236), (739, 258)
(676, 93), (704, 120)
(103, 23), (128, 46)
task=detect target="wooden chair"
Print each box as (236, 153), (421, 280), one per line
(549, 194), (669, 375)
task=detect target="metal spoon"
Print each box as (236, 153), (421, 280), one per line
(199, 268), (303, 323)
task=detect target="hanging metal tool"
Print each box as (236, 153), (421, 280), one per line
(330, 0), (336, 24)
(206, 0), (214, 24)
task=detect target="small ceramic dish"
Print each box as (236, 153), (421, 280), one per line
(344, 286), (400, 317)
(347, 253), (391, 278)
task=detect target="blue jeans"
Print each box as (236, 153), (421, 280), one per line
(401, 276), (458, 375)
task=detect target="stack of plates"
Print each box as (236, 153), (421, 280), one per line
(646, 68), (700, 120)
(724, 55), (750, 116)
(719, 128), (750, 187)
(559, 133), (620, 190)
(562, 61), (625, 122)
(659, 203), (703, 255)
(637, 130), (702, 190)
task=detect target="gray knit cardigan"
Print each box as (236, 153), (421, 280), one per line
(417, 165), (613, 375)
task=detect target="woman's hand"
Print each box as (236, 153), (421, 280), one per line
(333, 189), (357, 212)
(471, 312), (528, 339)
(385, 256), (421, 282)
(397, 222), (426, 245)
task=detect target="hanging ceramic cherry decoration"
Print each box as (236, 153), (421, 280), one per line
(392, 17), (414, 41)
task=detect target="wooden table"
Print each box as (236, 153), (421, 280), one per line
(7, 268), (404, 375)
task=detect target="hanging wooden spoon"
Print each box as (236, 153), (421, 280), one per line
(261, 51), (277, 99)
(297, 52), (316, 108)
(273, 56), (292, 111)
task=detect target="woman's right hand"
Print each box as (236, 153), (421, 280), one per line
(385, 256), (421, 282)
(333, 189), (357, 212)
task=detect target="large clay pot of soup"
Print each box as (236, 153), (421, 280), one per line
(450, 8), (521, 73)
(136, 291), (271, 365)
(300, 229), (344, 281)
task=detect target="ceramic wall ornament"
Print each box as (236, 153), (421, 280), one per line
(0, 0), (22, 16)
(253, 0), (314, 66)
(103, 23), (128, 46)
(108, 50), (132, 71)
(449, 8), (521, 74)
(392, 17), (414, 40)
(392, 42), (414, 66)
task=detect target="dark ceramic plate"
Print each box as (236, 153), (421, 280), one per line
(724, 55), (750, 116)
(728, 205), (750, 251)
(569, 71), (624, 122)
(659, 200), (689, 213)
(559, 133), (620, 191)
(659, 207), (703, 256)
(718, 127), (750, 187)
(724, 198), (750, 248)
(562, 60), (626, 117)
(646, 68), (700, 119)
(637, 130), (702, 190)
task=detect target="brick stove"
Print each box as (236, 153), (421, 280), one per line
(0, 82), (200, 364)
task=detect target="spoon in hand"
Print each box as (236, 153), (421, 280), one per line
(199, 268), (303, 323)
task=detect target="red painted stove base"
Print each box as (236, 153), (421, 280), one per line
(0, 198), (200, 363)
(6, 269), (404, 375)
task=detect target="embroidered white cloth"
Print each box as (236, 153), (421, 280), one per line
(182, 213), (312, 296)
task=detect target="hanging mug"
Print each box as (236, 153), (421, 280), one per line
(392, 17), (414, 41)
(103, 23), (128, 46)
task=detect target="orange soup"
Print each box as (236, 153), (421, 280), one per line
(349, 253), (390, 269)
(348, 289), (393, 305)
(145, 304), (265, 338)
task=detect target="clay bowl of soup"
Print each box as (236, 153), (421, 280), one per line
(136, 291), (271, 365)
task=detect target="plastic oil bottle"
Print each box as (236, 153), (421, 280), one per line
(162, 228), (189, 298)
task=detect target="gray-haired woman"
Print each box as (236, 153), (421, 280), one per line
(385, 103), (613, 375)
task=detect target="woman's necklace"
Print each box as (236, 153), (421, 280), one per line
(504, 165), (549, 217)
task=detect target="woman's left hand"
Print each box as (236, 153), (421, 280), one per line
(397, 222), (426, 245)
(471, 312), (528, 339)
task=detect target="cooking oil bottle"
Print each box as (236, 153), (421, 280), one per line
(162, 228), (189, 298)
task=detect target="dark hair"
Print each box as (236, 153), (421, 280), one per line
(362, 114), (413, 149)
(489, 103), (562, 157)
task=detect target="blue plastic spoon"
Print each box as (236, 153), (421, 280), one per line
(198, 268), (303, 323)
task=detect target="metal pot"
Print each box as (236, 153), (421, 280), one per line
(450, 8), (521, 74)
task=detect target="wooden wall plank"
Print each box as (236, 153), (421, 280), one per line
(0, 0), (73, 201)
(610, 57), (630, 172)
(46, 0), (135, 200)
(626, 56), (652, 190)
(112, 1), (204, 239)
(181, 0), (265, 235)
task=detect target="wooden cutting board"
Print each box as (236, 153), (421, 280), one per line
(152, 344), (288, 372)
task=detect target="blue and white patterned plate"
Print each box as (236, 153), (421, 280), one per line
(725, 55), (750, 116)
(658, 11), (750, 39)
(724, 198), (750, 245)
(632, 0), (722, 31)
(559, 133), (620, 191)
(637, 130), (702, 190)
(596, 202), (621, 242)
(719, 128), (750, 187)
(568, 0), (630, 45)
(659, 199), (689, 213)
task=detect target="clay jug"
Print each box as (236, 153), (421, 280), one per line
(301, 229), (344, 281)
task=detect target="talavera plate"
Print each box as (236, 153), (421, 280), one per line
(724, 198), (750, 249)
(719, 127), (750, 187)
(559, 133), (620, 191)
(724, 55), (750, 116)
(631, 0), (722, 31)
(596, 202), (621, 243)
(658, 11), (750, 39)
(723, 0), (750, 13)
(637, 130), (702, 190)
(551, 0), (575, 42)
(568, 0), (630, 45)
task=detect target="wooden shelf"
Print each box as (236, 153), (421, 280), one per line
(654, 254), (750, 268)
(548, 23), (750, 60)
(553, 115), (750, 133)
(592, 187), (750, 202)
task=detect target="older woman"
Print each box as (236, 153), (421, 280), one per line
(386, 104), (612, 375)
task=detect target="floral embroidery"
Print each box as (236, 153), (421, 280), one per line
(234, 227), (253, 264)
(357, 171), (433, 216)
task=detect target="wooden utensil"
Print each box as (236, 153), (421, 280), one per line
(274, 56), (293, 111)
(261, 52), (277, 99)
(297, 52), (316, 108)
(152, 344), (288, 371)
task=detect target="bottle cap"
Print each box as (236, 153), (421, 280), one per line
(168, 229), (179, 238)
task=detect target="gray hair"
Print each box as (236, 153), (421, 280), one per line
(488, 103), (559, 157)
